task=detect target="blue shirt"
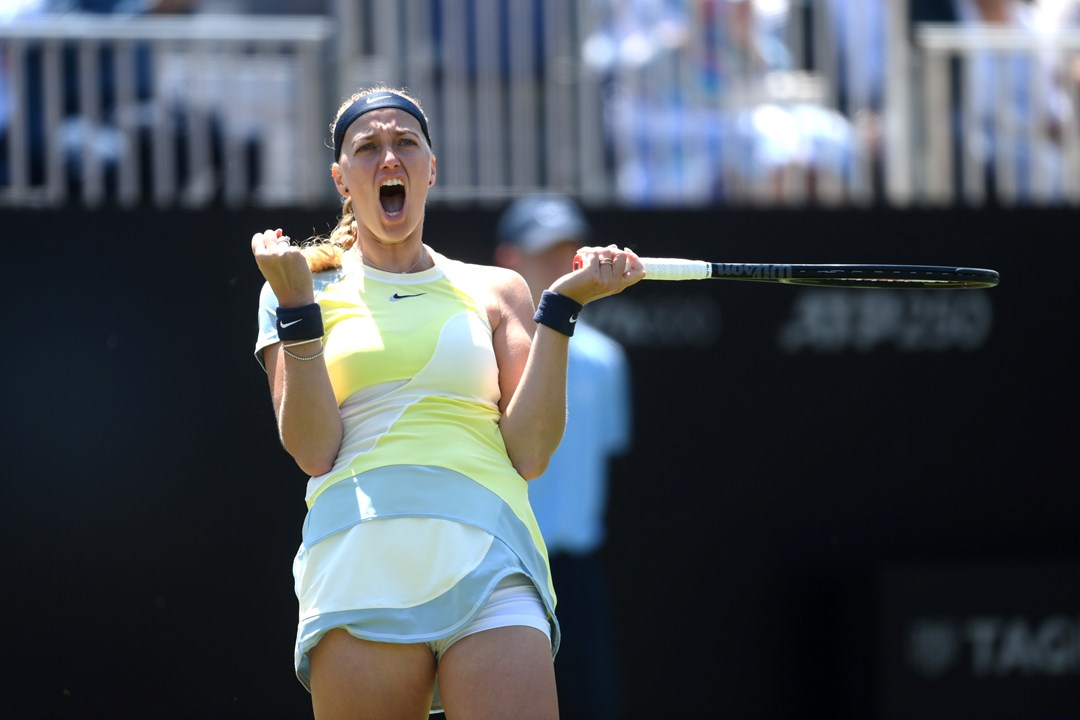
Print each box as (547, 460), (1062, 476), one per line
(528, 319), (631, 555)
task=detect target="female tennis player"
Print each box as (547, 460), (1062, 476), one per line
(249, 84), (644, 719)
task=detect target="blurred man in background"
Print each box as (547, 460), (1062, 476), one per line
(495, 194), (632, 720)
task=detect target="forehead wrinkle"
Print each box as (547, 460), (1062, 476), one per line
(349, 125), (425, 152)
(347, 110), (424, 143)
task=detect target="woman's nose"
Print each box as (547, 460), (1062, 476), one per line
(381, 147), (400, 167)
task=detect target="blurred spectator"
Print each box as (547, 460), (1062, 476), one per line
(1038, 0), (1080, 148)
(1, 0), (233, 203)
(720, 1), (862, 203)
(0, 0), (45, 18)
(585, 0), (858, 205)
(827, 0), (887, 119)
(198, 0), (328, 13)
(494, 194), (632, 720)
(582, 0), (694, 203)
(911, 0), (1068, 203)
(0, 0), (47, 186)
(824, 0), (888, 199)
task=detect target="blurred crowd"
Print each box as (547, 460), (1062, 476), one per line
(586, 0), (868, 205)
(589, 0), (1080, 206)
(0, 0), (330, 205)
(3, 0), (1080, 207)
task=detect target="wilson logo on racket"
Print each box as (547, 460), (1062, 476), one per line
(714, 263), (793, 279)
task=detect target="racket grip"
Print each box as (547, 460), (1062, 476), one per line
(640, 257), (712, 281)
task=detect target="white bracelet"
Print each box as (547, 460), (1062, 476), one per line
(282, 342), (324, 361)
(282, 337), (322, 348)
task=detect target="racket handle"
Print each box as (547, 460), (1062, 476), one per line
(640, 257), (711, 281)
(571, 255), (713, 280)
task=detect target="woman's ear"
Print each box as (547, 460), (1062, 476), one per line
(331, 164), (349, 196)
(428, 155), (437, 187)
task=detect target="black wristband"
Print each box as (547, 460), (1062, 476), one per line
(533, 290), (583, 337)
(276, 303), (325, 342)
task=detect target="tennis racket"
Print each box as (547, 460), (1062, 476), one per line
(636, 258), (999, 289)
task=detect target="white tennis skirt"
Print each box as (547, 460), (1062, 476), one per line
(291, 465), (560, 714)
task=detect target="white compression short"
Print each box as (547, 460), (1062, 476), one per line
(427, 574), (552, 661)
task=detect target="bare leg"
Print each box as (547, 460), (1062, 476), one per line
(308, 628), (437, 720)
(437, 626), (559, 720)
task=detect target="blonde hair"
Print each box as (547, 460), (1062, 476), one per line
(300, 85), (431, 274)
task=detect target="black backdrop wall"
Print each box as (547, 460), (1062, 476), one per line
(4, 206), (1078, 720)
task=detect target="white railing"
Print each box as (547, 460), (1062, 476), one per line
(0, 13), (335, 208)
(3, 5), (1079, 210)
(333, 0), (870, 208)
(911, 22), (1080, 207)
(332, 0), (612, 206)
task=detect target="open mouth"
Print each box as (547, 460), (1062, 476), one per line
(380, 178), (406, 215)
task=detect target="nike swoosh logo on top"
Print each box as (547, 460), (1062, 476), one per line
(280, 318), (304, 328)
(390, 292), (427, 301)
(366, 94), (391, 104)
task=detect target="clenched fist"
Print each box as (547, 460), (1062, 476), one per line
(251, 228), (315, 307)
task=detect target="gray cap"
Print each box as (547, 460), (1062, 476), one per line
(495, 194), (590, 254)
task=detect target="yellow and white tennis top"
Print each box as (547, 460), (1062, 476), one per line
(254, 246), (558, 706)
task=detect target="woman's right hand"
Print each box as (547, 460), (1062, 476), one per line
(251, 228), (315, 307)
(550, 244), (645, 305)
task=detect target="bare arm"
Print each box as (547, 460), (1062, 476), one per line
(494, 245), (644, 479)
(252, 228), (343, 476)
(491, 268), (568, 480)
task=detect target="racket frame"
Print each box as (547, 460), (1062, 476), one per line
(638, 258), (999, 289)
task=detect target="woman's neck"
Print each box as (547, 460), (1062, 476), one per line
(355, 242), (429, 274)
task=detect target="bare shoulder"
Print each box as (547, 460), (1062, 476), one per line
(458, 261), (530, 301)
(454, 261), (533, 327)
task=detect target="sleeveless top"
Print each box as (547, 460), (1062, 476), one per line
(254, 246), (559, 707)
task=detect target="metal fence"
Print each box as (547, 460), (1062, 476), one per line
(0, 12), (334, 208)
(2, 3), (1079, 209)
(912, 21), (1080, 207)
